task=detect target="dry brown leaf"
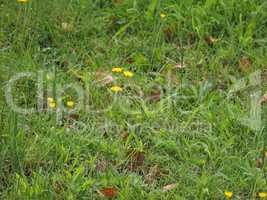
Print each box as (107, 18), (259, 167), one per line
(98, 187), (118, 198)
(68, 114), (80, 121)
(256, 158), (263, 168)
(53, 181), (63, 194)
(145, 165), (161, 184)
(96, 160), (108, 173)
(163, 26), (174, 42)
(260, 93), (267, 104)
(174, 63), (185, 69)
(126, 57), (134, 64)
(65, 125), (76, 132)
(239, 56), (252, 72)
(204, 36), (218, 45)
(95, 70), (115, 86)
(121, 131), (129, 141)
(102, 75), (115, 85)
(148, 90), (161, 102)
(163, 183), (177, 192)
(187, 32), (196, 45)
(128, 150), (145, 171)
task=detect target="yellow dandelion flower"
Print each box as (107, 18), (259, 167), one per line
(259, 192), (267, 198)
(112, 67), (123, 73)
(48, 102), (56, 109)
(123, 71), (134, 78)
(160, 13), (166, 19)
(47, 97), (56, 108)
(47, 97), (54, 103)
(67, 101), (74, 108)
(224, 191), (233, 198)
(265, 151), (267, 158)
(17, 0), (28, 3)
(111, 86), (123, 93)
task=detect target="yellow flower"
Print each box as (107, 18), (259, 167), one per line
(47, 97), (56, 108)
(123, 71), (134, 78)
(224, 191), (233, 198)
(112, 67), (123, 73)
(259, 192), (267, 198)
(265, 151), (267, 158)
(17, 0), (28, 3)
(48, 102), (56, 109)
(111, 86), (123, 93)
(67, 101), (74, 108)
(47, 97), (54, 103)
(160, 13), (166, 19)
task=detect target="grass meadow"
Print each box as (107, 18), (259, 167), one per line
(0, 0), (267, 199)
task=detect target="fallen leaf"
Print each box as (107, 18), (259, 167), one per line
(53, 181), (63, 194)
(187, 32), (196, 45)
(128, 150), (145, 171)
(95, 70), (106, 79)
(68, 114), (80, 121)
(23, 161), (33, 177)
(126, 57), (134, 64)
(102, 75), (115, 85)
(121, 131), (129, 141)
(96, 160), (108, 172)
(98, 187), (118, 198)
(174, 63), (185, 69)
(204, 36), (218, 45)
(256, 158), (263, 168)
(239, 56), (252, 72)
(260, 93), (267, 104)
(148, 90), (161, 102)
(95, 70), (115, 86)
(163, 183), (177, 192)
(145, 165), (161, 184)
(65, 125), (76, 132)
(163, 26), (174, 42)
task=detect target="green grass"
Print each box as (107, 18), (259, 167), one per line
(0, 0), (267, 199)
